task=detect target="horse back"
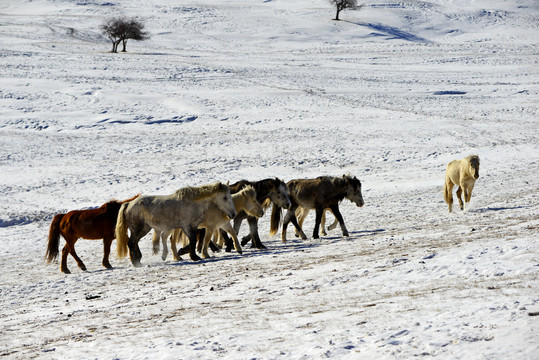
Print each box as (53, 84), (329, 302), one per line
(228, 180), (251, 195)
(289, 177), (345, 208)
(60, 206), (116, 239)
(229, 178), (281, 203)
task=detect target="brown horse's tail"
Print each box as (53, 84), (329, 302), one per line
(122, 193), (140, 203)
(270, 204), (282, 236)
(115, 202), (130, 258)
(46, 213), (64, 263)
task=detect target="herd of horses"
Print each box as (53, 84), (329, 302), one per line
(45, 155), (480, 274)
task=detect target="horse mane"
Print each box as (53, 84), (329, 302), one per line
(174, 182), (227, 201)
(238, 185), (256, 199)
(465, 154), (480, 164)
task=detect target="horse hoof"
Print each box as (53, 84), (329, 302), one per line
(190, 255), (202, 261)
(61, 268), (71, 274)
(343, 232), (349, 237)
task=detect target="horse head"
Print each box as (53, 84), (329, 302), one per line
(269, 178), (292, 209)
(343, 175), (365, 207)
(469, 156), (480, 179)
(242, 186), (264, 218)
(215, 183), (237, 219)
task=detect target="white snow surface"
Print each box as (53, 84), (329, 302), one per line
(1, 0), (538, 358)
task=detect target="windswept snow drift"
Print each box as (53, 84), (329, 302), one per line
(0, 0), (538, 359)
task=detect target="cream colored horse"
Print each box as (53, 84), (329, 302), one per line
(444, 155), (480, 212)
(116, 182), (236, 265)
(166, 185), (264, 259)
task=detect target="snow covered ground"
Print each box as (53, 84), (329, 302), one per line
(1, 0), (538, 358)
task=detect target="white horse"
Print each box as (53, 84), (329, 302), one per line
(115, 182), (236, 265)
(443, 155), (480, 212)
(168, 185), (264, 259)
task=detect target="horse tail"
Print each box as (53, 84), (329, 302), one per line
(46, 213), (64, 263)
(122, 193), (140, 203)
(269, 204), (282, 236)
(115, 202), (129, 258)
(443, 172), (451, 205)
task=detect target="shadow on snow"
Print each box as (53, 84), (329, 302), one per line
(343, 20), (429, 42)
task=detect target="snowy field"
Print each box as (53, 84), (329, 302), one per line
(1, 0), (538, 358)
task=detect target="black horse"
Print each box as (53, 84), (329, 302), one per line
(222, 178), (291, 250)
(271, 175), (364, 241)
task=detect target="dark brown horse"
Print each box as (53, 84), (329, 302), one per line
(223, 178), (291, 249)
(271, 175), (364, 241)
(46, 194), (139, 273)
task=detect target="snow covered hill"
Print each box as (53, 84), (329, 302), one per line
(1, 0), (538, 359)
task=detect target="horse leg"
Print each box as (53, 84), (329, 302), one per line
(221, 222), (243, 254)
(208, 233), (221, 253)
(102, 237), (113, 269)
(330, 204), (349, 237)
(170, 230), (181, 261)
(247, 216), (266, 249)
(197, 229), (206, 254)
(295, 208), (309, 237)
(60, 244), (71, 274)
(289, 208), (308, 241)
(444, 178), (454, 212)
(152, 230), (160, 255)
(313, 208), (324, 239)
(201, 228), (213, 259)
(456, 186), (464, 211)
(186, 228), (202, 261)
(327, 214), (339, 232)
(160, 231), (172, 261)
(65, 237), (87, 272)
(233, 213), (251, 247)
(282, 206), (307, 242)
(320, 210), (327, 236)
(220, 229), (234, 252)
(464, 182), (475, 211)
(127, 228), (146, 267)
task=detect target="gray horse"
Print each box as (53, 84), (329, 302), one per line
(115, 182), (236, 265)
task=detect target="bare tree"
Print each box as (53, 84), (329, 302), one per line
(329, 0), (363, 21)
(101, 17), (149, 53)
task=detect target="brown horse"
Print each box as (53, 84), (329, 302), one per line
(271, 175), (364, 241)
(46, 194), (139, 273)
(444, 155), (480, 212)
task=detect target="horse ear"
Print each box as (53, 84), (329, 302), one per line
(226, 181), (229, 186)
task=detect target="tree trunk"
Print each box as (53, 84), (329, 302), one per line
(113, 40), (122, 53)
(121, 39), (127, 52)
(335, 8), (341, 21)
